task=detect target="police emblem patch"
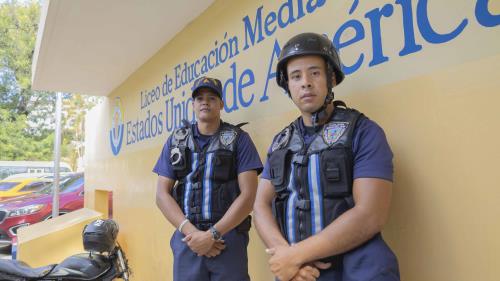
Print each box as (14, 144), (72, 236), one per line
(220, 130), (237, 146)
(272, 127), (291, 152)
(323, 122), (348, 145)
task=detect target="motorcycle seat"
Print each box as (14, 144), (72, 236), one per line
(47, 253), (111, 280)
(0, 259), (55, 279)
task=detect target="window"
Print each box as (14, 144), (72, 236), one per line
(19, 181), (52, 192)
(28, 168), (44, 173)
(0, 182), (18, 191)
(39, 174), (84, 194)
(0, 167), (27, 179)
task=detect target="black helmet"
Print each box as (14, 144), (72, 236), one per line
(83, 219), (119, 253)
(276, 32), (344, 93)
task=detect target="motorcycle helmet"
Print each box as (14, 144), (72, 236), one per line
(83, 219), (119, 253)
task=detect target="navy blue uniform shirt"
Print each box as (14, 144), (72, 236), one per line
(261, 117), (393, 181)
(153, 123), (263, 179)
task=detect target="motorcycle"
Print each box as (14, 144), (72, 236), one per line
(0, 219), (130, 281)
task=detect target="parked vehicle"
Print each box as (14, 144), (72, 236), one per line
(0, 219), (130, 281)
(0, 161), (72, 180)
(0, 173), (84, 249)
(0, 178), (53, 201)
(3, 172), (73, 180)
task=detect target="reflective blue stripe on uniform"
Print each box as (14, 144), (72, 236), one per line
(202, 153), (214, 220)
(308, 154), (323, 235)
(184, 153), (199, 216)
(285, 164), (297, 243)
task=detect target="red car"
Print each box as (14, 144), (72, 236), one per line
(0, 173), (84, 249)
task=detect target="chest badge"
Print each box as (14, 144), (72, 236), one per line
(272, 127), (291, 152)
(323, 122), (348, 146)
(220, 130), (237, 146)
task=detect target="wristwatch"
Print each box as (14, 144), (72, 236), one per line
(209, 226), (222, 241)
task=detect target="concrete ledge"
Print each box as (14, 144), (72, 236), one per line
(16, 208), (102, 267)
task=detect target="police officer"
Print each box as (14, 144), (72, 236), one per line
(253, 33), (400, 281)
(154, 76), (263, 281)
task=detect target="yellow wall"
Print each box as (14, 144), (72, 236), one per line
(84, 1), (500, 280)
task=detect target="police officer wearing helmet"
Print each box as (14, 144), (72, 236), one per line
(253, 33), (400, 281)
(154, 76), (263, 281)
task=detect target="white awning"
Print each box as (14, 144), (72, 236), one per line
(31, 0), (214, 96)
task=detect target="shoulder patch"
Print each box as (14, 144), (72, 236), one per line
(323, 122), (349, 145)
(271, 127), (291, 152)
(220, 130), (237, 146)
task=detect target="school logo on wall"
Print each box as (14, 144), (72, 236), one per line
(109, 97), (124, 156)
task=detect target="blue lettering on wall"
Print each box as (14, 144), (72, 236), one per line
(238, 68), (255, 108)
(223, 62), (239, 113)
(417, 0), (468, 44)
(365, 4), (394, 67)
(243, 6), (265, 50)
(278, 0), (296, 29)
(112, 0), (499, 154)
(396, 0), (423, 56)
(333, 19), (365, 75)
(475, 0), (500, 27)
(261, 39), (282, 102)
(243, 0), (327, 50)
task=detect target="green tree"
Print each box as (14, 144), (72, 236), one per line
(0, 0), (102, 168)
(0, 0), (44, 116)
(0, 107), (54, 160)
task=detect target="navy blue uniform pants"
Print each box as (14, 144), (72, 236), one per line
(170, 229), (250, 281)
(315, 234), (400, 281)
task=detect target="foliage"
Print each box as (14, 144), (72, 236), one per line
(0, 107), (54, 160)
(0, 0), (41, 116)
(0, 0), (102, 169)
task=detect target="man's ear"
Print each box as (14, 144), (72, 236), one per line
(219, 99), (224, 109)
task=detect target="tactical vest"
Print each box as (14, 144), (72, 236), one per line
(268, 102), (363, 263)
(170, 121), (250, 231)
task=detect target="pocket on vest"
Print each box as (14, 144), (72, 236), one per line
(320, 148), (352, 197)
(212, 150), (235, 182)
(322, 197), (351, 228)
(269, 148), (290, 191)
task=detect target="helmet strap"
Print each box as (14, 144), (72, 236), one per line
(311, 89), (334, 129)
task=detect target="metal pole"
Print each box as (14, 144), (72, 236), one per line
(52, 92), (62, 218)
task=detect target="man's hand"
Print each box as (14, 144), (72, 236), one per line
(266, 245), (302, 281)
(183, 230), (215, 256)
(291, 261), (331, 281)
(291, 265), (319, 281)
(204, 240), (226, 258)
